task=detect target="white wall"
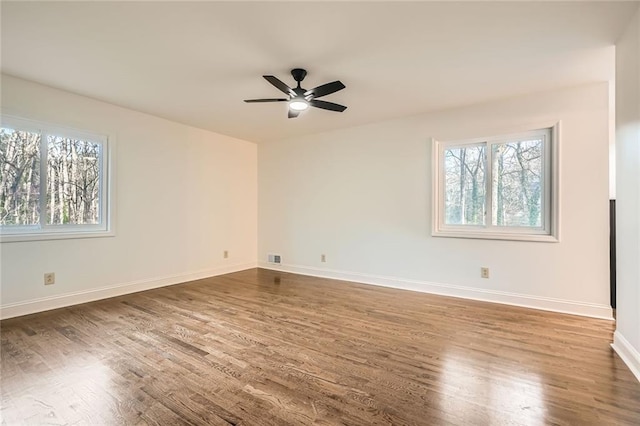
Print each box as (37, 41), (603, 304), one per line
(610, 80), (617, 199)
(259, 83), (612, 318)
(614, 8), (640, 381)
(0, 75), (257, 318)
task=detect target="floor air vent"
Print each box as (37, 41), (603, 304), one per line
(267, 254), (282, 264)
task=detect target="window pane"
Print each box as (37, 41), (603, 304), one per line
(491, 138), (543, 227)
(46, 135), (101, 225)
(443, 145), (485, 225)
(0, 127), (41, 226)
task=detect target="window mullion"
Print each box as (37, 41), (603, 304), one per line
(485, 141), (493, 230)
(438, 142), (446, 230)
(99, 140), (106, 226)
(39, 131), (47, 230)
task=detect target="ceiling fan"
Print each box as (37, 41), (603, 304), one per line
(244, 68), (347, 118)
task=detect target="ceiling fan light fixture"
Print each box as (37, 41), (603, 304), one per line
(289, 99), (309, 111)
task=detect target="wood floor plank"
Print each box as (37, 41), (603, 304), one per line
(1, 268), (639, 425)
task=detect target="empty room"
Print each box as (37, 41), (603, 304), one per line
(1, 1), (639, 425)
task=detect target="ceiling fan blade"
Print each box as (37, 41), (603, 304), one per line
(310, 99), (347, 112)
(263, 75), (295, 96)
(288, 109), (300, 119)
(244, 98), (288, 103)
(304, 81), (345, 98)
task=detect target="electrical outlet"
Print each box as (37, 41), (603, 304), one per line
(44, 272), (55, 285)
(481, 267), (490, 279)
(223, 250), (229, 259)
(321, 254), (326, 263)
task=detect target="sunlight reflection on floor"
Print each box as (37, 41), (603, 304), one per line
(4, 360), (116, 425)
(439, 353), (546, 425)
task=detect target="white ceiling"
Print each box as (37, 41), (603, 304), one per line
(1, 1), (637, 143)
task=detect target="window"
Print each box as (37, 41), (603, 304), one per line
(0, 116), (112, 242)
(432, 124), (559, 242)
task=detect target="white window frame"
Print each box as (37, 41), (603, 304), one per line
(432, 123), (560, 242)
(0, 115), (115, 243)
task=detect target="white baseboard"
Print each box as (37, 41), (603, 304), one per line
(3, 261), (613, 322)
(612, 331), (640, 382)
(0, 262), (257, 320)
(258, 262), (613, 320)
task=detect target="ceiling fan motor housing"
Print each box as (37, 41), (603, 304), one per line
(291, 68), (307, 84)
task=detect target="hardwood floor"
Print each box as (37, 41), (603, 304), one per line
(1, 268), (639, 425)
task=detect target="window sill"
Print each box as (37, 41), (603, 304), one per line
(0, 230), (115, 243)
(432, 230), (559, 243)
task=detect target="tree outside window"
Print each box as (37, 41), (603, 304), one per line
(433, 126), (557, 242)
(0, 117), (111, 241)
